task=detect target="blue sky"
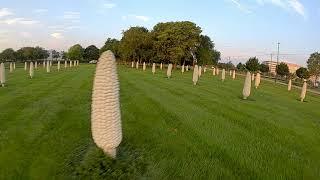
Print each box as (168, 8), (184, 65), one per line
(0, 0), (319, 65)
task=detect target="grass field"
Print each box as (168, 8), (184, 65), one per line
(1, 64), (320, 179)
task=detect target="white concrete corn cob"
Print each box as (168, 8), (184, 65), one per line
(43, 61), (46, 68)
(300, 80), (307, 102)
(74, 60), (76, 67)
(251, 73), (255, 81)
(70, 61), (72, 67)
(167, 64), (172, 78)
(232, 70), (236, 80)
(57, 61), (60, 71)
(0, 63), (5, 87)
(46, 61), (50, 73)
(198, 66), (202, 77)
(136, 61), (139, 69)
(212, 68), (216, 76)
(186, 65), (189, 71)
(35, 61), (38, 69)
(143, 62), (146, 71)
(91, 50), (122, 158)
(204, 67), (207, 73)
(193, 65), (199, 85)
(255, 73), (261, 88)
(131, 61), (134, 68)
(216, 68), (219, 75)
(24, 62), (27, 70)
(288, 79), (292, 91)
(13, 62), (16, 70)
(9, 62), (13, 73)
(64, 61), (67, 69)
(243, 71), (251, 99)
(181, 64), (185, 74)
(222, 69), (225, 81)
(29, 62), (34, 78)
(152, 63), (156, 74)
(160, 63), (163, 70)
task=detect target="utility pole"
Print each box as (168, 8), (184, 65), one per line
(275, 42), (280, 83)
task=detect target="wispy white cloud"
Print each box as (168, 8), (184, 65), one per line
(256, 0), (306, 18)
(122, 14), (151, 22)
(288, 0), (306, 18)
(0, 18), (39, 25)
(103, 3), (116, 9)
(62, 11), (80, 20)
(228, 0), (252, 14)
(0, 8), (13, 17)
(50, 32), (64, 39)
(33, 9), (48, 13)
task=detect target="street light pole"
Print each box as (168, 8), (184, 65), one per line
(275, 42), (280, 83)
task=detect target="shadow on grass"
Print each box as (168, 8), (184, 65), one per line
(238, 95), (256, 101)
(74, 141), (148, 180)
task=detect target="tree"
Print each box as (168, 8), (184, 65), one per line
(218, 61), (235, 70)
(245, 57), (260, 72)
(196, 35), (220, 65)
(259, 64), (269, 73)
(67, 44), (84, 61)
(152, 21), (202, 65)
(100, 38), (120, 58)
(296, 67), (310, 79)
(84, 45), (99, 62)
(61, 51), (67, 60)
(0, 48), (16, 62)
(237, 63), (246, 71)
(34, 46), (49, 60)
(276, 62), (289, 77)
(307, 52), (320, 82)
(52, 50), (60, 60)
(16, 47), (36, 61)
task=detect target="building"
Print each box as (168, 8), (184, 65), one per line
(262, 61), (301, 74)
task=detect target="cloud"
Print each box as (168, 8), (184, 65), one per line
(20, 32), (32, 38)
(0, 18), (39, 25)
(0, 8), (13, 17)
(228, 0), (252, 14)
(33, 9), (48, 13)
(122, 14), (151, 22)
(256, 0), (306, 18)
(103, 3), (116, 9)
(50, 32), (64, 39)
(62, 11), (80, 20)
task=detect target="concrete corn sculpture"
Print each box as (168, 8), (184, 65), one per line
(255, 73), (261, 89)
(251, 73), (255, 81)
(46, 61), (50, 73)
(193, 65), (199, 85)
(24, 62), (27, 71)
(167, 64), (173, 78)
(232, 70), (236, 80)
(43, 61), (46, 68)
(181, 64), (185, 74)
(186, 65), (189, 71)
(14, 62), (16, 70)
(74, 61), (76, 67)
(57, 61), (60, 71)
(160, 63), (163, 70)
(212, 68), (216, 76)
(300, 80), (307, 102)
(0, 63), (5, 87)
(216, 68), (219, 75)
(288, 79), (292, 91)
(131, 61), (134, 68)
(143, 62), (146, 71)
(64, 61), (67, 69)
(204, 67), (207, 73)
(229, 70), (232, 76)
(198, 66), (202, 77)
(9, 62), (13, 73)
(242, 71), (251, 100)
(136, 61), (139, 69)
(91, 51), (122, 158)
(35, 61), (38, 69)
(29, 62), (34, 78)
(152, 63), (156, 75)
(222, 69), (226, 81)
(70, 61), (72, 67)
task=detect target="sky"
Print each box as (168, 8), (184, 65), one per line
(0, 0), (319, 66)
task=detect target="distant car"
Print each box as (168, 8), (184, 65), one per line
(89, 60), (97, 64)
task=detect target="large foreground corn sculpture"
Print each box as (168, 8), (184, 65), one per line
(193, 65), (199, 85)
(300, 80), (307, 102)
(243, 71), (251, 100)
(91, 51), (122, 158)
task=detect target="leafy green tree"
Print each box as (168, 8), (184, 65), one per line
(237, 63), (246, 71)
(218, 61), (235, 70)
(52, 50), (60, 60)
(100, 38), (121, 58)
(152, 21), (202, 65)
(245, 57), (260, 72)
(67, 44), (84, 61)
(17, 47), (36, 61)
(307, 52), (320, 81)
(0, 48), (16, 62)
(196, 35), (220, 65)
(296, 67), (310, 79)
(259, 64), (269, 73)
(34, 46), (49, 60)
(276, 62), (289, 77)
(84, 45), (99, 62)
(61, 51), (67, 60)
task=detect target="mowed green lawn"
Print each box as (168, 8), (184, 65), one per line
(0, 64), (320, 179)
